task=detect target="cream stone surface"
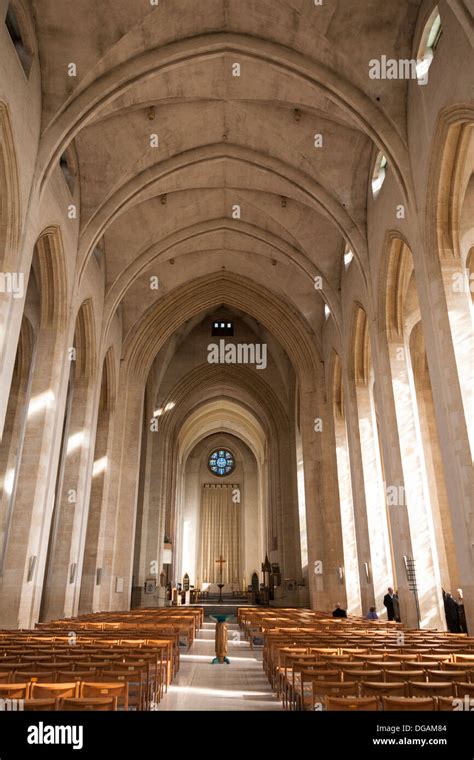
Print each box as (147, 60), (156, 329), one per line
(0, 0), (472, 634)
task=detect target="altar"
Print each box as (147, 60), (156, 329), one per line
(200, 582), (241, 598)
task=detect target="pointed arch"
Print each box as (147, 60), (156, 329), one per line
(74, 299), (97, 379)
(0, 102), (21, 271)
(351, 304), (370, 386)
(33, 227), (68, 330)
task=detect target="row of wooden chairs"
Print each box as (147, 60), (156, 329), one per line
(324, 696), (468, 711)
(0, 607), (205, 709)
(238, 607), (473, 712)
(278, 659), (474, 709)
(266, 643), (474, 690)
(0, 680), (127, 708)
(0, 653), (166, 707)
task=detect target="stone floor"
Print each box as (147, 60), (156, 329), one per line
(157, 620), (282, 711)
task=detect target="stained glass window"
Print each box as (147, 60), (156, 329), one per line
(208, 449), (235, 476)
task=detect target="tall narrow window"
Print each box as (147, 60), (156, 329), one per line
(371, 152), (387, 198)
(416, 7), (442, 81)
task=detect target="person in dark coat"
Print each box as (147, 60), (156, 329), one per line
(443, 590), (461, 633)
(383, 587), (400, 621)
(332, 603), (347, 618)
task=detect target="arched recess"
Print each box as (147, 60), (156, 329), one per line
(39, 298), (97, 622)
(175, 404), (267, 593)
(106, 273), (343, 614)
(0, 315), (35, 573)
(0, 101), (20, 274)
(384, 236), (451, 629)
(433, 114), (474, 456)
(330, 352), (361, 615)
(0, 226), (69, 628)
(131, 359), (301, 608)
(350, 304), (393, 609)
(0, 102), (22, 422)
(79, 346), (116, 613)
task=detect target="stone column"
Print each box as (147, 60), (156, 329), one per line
(0, 323), (69, 628)
(100, 371), (145, 611)
(412, 240), (474, 633)
(372, 326), (435, 629)
(78, 380), (115, 614)
(40, 365), (97, 621)
(300, 372), (347, 612)
(343, 368), (376, 613)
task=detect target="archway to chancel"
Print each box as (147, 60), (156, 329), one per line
(177, 432), (262, 596)
(129, 300), (310, 608)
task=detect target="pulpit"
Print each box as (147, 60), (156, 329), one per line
(210, 614), (232, 664)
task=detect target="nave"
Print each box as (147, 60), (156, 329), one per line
(0, 0), (473, 730)
(157, 617), (281, 711)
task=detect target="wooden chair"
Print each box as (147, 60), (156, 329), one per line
(30, 682), (78, 700)
(352, 653), (381, 663)
(0, 663), (31, 673)
(311, 681), (357, 710)
(444, 661), (474, 673)
(387, 653), (419, 664)
(361, 681), (406, 698)
(13, 671), (57, 684)
(24, 698), (58, 711)
(409, 681), (455, 697)
(343, 669), (383, 683)
(59, 668), (97, 680)
(80, 681), (129, 711)
(19, 655), (51, 664)
(97, 670), (142, 710)
(370, 661), (403, 672)
(456, 682), (474, 698)
(427, 669), (467, 682)
(437, 696), (459, 711)
(326, 696), (379, 711)
(59, 696), (117, 711)
(383, 696), (435, 711)
(0, 683), (28, 700)
(35, 662), (74, 673)
(0, 671), (13, 682)
(337, 662), (369, 672)
(454, 653), (474, 664)
(290, 661), (336, 711)
(385, 670), (425, 683)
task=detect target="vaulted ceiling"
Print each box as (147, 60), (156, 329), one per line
(32, 0), (422, 348)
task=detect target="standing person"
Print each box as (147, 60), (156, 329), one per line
(332, 602), (347, 618)
(392, 590), (401, 622)
(443, 590), (461, 633)
(383, 587), (396, 621)
(457, 595), (468, 634)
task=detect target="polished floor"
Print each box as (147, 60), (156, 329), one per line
(157, 620), (282, 711)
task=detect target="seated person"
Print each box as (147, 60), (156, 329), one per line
(366, 606), (378, 620)
(332, 602), (347, 618)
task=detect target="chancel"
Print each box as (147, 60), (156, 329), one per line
(0, 0), (473, 716)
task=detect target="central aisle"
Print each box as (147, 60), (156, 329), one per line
(158, 620), (283, 711)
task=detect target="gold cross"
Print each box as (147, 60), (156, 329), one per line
(215, 555), (226, 580)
